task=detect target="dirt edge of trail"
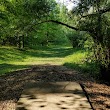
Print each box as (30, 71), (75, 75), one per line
(0, 64), (110, 110)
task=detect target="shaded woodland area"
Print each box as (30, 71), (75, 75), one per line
(0, 0), (110, 81)
(0, 0), (110, 110)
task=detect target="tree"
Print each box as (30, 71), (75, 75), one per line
(71, 0), (110, 80)
(0, 0), (57, 48)
(40, 0), (110, 80)
(1, 0), (110, 80)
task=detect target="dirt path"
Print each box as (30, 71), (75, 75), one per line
(0, 64), (110, 110)
(16, 82), (91, 110)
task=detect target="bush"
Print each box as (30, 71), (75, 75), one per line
(66, 31), (87, 48)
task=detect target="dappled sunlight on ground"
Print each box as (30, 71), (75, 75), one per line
(16, 82), (91, 110)
(0, 60), (110, 109)
(0, 65), (91, 110)
(0, 46), (76, 75)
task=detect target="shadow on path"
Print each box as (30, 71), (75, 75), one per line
(16, 82), (91, 110)
(0, 64), (91, 110)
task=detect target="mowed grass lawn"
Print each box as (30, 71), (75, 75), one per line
(0, 46), (98, 75)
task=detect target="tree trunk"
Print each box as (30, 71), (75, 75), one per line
(17, 36), (21, 49)
(100, 64), (110, 82)
(22, 35), (25, 48)
(100, 48), (110, 82)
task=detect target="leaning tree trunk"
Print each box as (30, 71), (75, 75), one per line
(100, 48), (110, 82)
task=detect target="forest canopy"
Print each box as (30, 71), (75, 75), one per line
(0, 0), (110, 79)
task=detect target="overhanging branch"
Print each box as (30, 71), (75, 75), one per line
(37, 20), (91, 32)
(48, 20), (79, 31)
(28, 19), (94, 34)
(82, 7), (110, 18)
(37, 20), (79, 31)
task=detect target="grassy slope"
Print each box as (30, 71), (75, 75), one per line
(0, 46), (99, 76)
(0, 46), (72, 74)
(64, 49), (99, 77)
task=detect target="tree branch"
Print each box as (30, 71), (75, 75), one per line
(37, 20), (79, 31)
(82, 7), (110, 18)
(28, 19), (94, 35)
(100, 7), (110, 14)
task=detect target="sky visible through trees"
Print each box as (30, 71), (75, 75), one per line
(0, 0), (110, 81)
(56, 0), (78, 11)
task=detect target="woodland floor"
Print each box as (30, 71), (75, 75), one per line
(0, 64), (110, 110)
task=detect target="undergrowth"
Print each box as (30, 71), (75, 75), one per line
(0, 46), (99, 77)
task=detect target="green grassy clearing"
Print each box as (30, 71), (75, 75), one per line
(0, 46), (99, 76)
(0, 46), (73, 74)
(63, 49), (99, 77)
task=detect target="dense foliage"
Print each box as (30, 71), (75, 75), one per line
(0, 0), (68, 47)
(68, 0), (110, 79)
(0, 0), (110, 80)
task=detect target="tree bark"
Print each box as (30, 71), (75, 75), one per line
(22, 35), (25, 48)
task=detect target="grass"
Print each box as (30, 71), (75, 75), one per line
(0, 46), (73, 75)
(0, 45), (99, 76)
(63, 49), (100, 77)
